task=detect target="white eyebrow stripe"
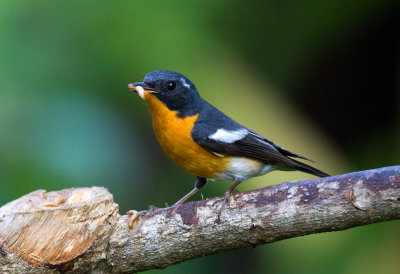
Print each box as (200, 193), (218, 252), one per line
(209, 128), (248, 143)
(181, 77), (191, 88)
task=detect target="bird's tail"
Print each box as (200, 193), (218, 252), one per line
(291, 158), (329, 177)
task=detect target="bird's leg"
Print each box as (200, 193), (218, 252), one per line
(128, 177), (207, 228)
(144, 177), (206, 215)
(173, 177), (207, 206)
(217, 179), (242, 221)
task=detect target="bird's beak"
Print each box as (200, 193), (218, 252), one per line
(128, 82), (159, 99)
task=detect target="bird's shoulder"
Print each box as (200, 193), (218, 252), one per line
(193, 100), (243, 138)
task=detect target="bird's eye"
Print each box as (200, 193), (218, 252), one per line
(167, 81), (176, 91)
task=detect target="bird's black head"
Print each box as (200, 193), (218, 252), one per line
(129, 70), (201, 118)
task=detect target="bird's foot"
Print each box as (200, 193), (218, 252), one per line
(215, 188), (241, 222)
(231, 189), (240, 195)
(216, 191), (233, 222)
(147, 202), (170, 211)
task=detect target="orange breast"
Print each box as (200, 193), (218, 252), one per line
(144, 93), (230, 179)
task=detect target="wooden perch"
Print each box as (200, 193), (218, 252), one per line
(0, 166), (399, 273)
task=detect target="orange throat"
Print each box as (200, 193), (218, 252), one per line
(144, 93), (230, 179)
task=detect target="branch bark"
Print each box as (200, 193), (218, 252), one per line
(0, 166), (399, 273)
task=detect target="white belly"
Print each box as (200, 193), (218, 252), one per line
(216, 157), (275, 181)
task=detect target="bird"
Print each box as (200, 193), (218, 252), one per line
(128, 70), (328, 215)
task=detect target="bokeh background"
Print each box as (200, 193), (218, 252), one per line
(1, 1), (399, 273)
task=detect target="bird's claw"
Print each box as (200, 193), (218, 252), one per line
(231, 189), (240, 195)
(216, 191), (234, 222)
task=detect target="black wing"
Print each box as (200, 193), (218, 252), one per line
(192, 102), (328, 177)
(244, 127), (314, 162)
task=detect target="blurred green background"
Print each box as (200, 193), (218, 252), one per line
(0, 1), (399, 273)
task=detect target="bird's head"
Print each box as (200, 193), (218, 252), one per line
(129, 70), (201, 117)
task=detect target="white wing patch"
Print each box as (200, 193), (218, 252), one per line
(181, 77), (191, 88)
(209, 128), (248, 143)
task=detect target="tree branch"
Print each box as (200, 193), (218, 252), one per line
(0, 166), (399, 273)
